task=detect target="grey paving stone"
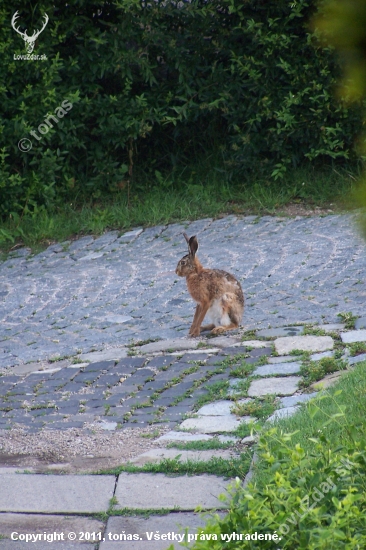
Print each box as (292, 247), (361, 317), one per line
(158, 382), (194, 399)
(83, 360), (115, 373)
(179, 415), (251, 433)
(131, 448), (234, 465)
(115, 357), (147, 370)
(253, 361), (301, 376)
(50, 369), (76, 380)
(157, 431), (213, 442)
(240, 340), (269, 348)
(98, 421), (118, 431)
(248, 376), (301, 397)
(10, 363), (47, 376)
(310, 351), (334, 361)
(348, 353), (366, 365)
(100, 513), (210, 549)
(0, 474), (115, 513)
(268, 355), (301, 364)
(145, 356), (173, 369)
(267, 406), (300, 422)
(138, 339), (199, 353)
(72, 372), (98, 384)
(79, 349), (127, 362)
(196, 400), (240, 416)
(340, 329), (366, 343)
(206, 336), (241, 348)
(275, 335), (334, 355)
(0, 513), (103, 544)
(94, 374), (122, 387)
(280, 392), (318, 407)
(114, 473), (230, 510)
(318, 323), (345, 332)
(256, 326), (304, 338)
(248, 347), (273, 357)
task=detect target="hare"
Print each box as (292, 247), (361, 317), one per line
(175, 233), (244, 337)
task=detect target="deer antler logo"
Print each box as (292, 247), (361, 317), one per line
(11, 11), (49, 54)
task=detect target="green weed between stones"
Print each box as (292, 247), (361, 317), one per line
(94, 507), (172, 523)
(231, 395), (278, 419)
(299, 356), (348, 389)
(166, 439), (236, 451)
(183, 363), (366, 550)
(302, 325), (328, 336)
(98, 453), (252, 479)
(348, 342), (366, 356)
(337, 311), (359, 329)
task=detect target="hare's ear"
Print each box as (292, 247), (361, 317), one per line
(182, 233), (198, 257)
(188, 235), (198, 257)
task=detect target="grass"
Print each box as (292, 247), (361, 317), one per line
(0, 164), (357, 254)
(252, 360), (366, 487)
(166, 439), (236, 450)
(348, 341), (366, 356)
(337, 311), (359, 329)
(231, 395), (278, 419)
(299, 356), (348, 388)
(98, 453), (253, 478)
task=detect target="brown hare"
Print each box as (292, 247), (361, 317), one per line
(175, 233), (244, 337)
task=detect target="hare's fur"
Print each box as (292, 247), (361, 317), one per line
(175, 233), (244, 337)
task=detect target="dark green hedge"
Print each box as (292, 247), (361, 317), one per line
(0, 0), (362, 217)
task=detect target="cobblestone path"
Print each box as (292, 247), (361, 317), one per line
(1, 214), (365, 369)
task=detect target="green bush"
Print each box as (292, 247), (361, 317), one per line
(178, 430), (366, 550)
(174, 367), (366, 550)
(0, 0), (363, 218)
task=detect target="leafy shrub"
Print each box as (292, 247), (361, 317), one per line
(177, 430), (366, 550)
(0, 0), (363, 218)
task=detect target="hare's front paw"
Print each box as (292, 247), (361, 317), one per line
(189, 327), (201, 337)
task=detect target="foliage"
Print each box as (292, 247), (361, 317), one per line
(313, 0), (366, 237)
(179, 381), (366, 550)
(180, 431), (366, 549)
(0, 0), (363, 219)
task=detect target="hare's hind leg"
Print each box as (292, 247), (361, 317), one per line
(201, 324), (215, 332)
(210, 322), (238, 335)
(210, 298), (242, 334)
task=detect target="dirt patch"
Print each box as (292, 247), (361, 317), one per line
(276, 203), (336, 217)
(0, 424), (170, 474)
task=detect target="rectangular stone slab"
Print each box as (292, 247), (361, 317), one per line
(253, 362), (301, 376)
(248, 376), (301, 397)
(130, 448), (234, 465)
(0, 513), (104, 540)
(0, 474), (115, 513)
(99, 512), (221, 549)
(340, 329), (366, 343)
(157, 431), (213, 442)
(178, 415), (246, 433)
(274, 335), (333, 355)
(115, 473), (230, 510)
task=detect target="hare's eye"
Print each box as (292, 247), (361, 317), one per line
(181, 260), (186, 265)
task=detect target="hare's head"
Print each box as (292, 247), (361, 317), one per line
(175, 233), (199, 277)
